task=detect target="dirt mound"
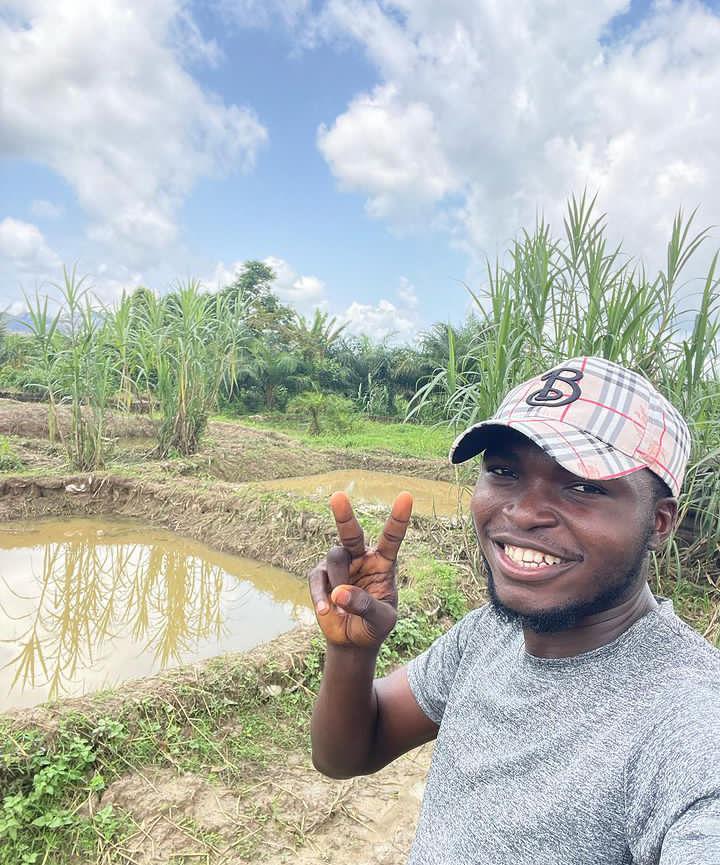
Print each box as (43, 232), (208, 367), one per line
(0, 402), (451, 485)
(0, 399), (156, 439)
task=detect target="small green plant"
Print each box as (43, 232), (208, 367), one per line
(0, 726), (128, 864)
(403, 555), (468, 621)
(0, 436), (22, 472)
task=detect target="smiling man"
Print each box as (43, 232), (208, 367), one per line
(308, 356), (720, 864)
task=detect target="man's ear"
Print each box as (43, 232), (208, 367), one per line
(648, 498), (678, 551)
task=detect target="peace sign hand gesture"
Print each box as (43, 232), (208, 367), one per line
(308, 490), (413, 651)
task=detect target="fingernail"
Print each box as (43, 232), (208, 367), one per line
(334, 589), (350, 606)
(317, 602), (329, 615)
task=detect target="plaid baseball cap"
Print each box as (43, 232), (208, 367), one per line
(449, 356), (691, 497)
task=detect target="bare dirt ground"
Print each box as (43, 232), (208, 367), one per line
(101, 743), (433, 865)
(0, 398), (157, 439)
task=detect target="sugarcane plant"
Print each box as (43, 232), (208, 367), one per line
(24, 266), (114, 470)
(135, 279), (249, 456)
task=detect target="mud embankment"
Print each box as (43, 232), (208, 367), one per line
(0, 472), (455, 865)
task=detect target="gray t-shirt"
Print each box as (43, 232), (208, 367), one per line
(406, 597), (720, 864)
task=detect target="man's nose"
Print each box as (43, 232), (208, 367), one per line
(501, 484), (558, 530)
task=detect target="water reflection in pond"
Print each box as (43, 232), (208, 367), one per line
(0, 519), (313, 710)
(253, 469), (468, 517)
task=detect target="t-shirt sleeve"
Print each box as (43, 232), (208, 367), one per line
(406, 605), (488, 725)
(658, 796), (720, 864)
(624, 684), (720, 863)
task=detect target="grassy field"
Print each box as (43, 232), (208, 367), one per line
(221, 414), (455, 460)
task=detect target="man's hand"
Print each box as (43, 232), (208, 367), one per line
(308, 490), (413, 650)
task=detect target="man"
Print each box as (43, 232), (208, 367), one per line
(308, 356), (720, 864)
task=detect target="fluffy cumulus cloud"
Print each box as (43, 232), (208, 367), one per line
(340, 277), (421, 341)
(264, 256), (327, 312)
(1, 0), (267, 267)
(316, 0), (720, 271)
(318, 85), (458, 223)
(0, 218), (60, 276)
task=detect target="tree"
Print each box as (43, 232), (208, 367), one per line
(218, 260), (294, 339)
(244, 341), (307, 410)
(288, 309), (348, 365)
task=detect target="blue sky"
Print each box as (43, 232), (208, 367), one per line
(2, 0), (720, 340)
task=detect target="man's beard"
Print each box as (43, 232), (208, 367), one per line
(483, 525), (653, 634)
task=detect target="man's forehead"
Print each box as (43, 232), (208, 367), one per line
(480, 430), (646, 489)
(481, 428), (545, 457)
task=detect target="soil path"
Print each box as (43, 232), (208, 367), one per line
(102, 742), (433, 864)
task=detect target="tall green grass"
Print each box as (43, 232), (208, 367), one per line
(24, 267), (114, 471)
(408, 192), (720, 561)
(134, 280), (248, 456)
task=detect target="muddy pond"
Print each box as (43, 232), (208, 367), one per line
(0, 518), (313, 710)
(253, 469), (469, 517)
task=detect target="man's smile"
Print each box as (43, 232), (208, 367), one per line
(491, 541), (578, 582)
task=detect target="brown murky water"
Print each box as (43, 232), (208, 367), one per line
(0, 518), (314, 710)
(253, 469), (468, 517)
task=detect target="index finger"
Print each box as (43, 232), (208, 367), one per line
(329, 491), (366, 559)
(375, 491), (413, 562)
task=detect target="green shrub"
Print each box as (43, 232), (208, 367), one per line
(286, 392), (358, 435)
(403, 556), (468, 621)
(0, 437), (23, 472)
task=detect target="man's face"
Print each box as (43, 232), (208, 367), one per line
(470, 429), (662, 633)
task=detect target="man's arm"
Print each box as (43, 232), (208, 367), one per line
(308, 491), (448, 778)
(311, 655), (438, 779)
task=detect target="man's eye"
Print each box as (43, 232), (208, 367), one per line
(488, 467), (516, 478)
(571, 483), (606, 495)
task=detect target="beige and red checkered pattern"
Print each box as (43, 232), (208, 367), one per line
(449, 356), (691, 496)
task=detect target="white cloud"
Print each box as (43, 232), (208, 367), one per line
(264, 256), (327, 312)
(200, 261), (244, 294)
(318, 85), (458, 222)
(30, 199), (64, 220)
(6, 300), (27, 317)
(340, 277), (420, 342)
(0, 218), (60, 275)
(1, 1), (267, 267)
(317, 0), (720, 274)
(89, 266), (147, 306)
(341, 299), (415, 342)
(397, 276), (418, 308)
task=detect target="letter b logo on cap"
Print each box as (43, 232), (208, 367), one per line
(526, 368), (584, 407)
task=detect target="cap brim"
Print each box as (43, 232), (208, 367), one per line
(449, 419), (649, 483)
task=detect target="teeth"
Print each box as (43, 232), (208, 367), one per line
(503, 544), (564, 568)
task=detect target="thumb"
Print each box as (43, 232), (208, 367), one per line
(330, 584), (396, 637)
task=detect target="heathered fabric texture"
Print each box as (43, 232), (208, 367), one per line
(406, 597), (720, 864)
